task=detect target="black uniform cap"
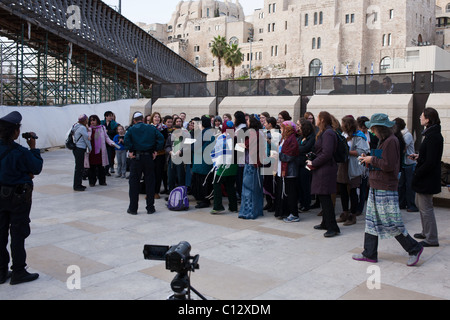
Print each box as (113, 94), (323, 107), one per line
(0, 111), (22, 125)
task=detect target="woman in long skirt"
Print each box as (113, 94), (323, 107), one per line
(239, 115), (265, 220)
(354, 114), (423, 266)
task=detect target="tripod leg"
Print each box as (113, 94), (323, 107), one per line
(190, 285), (207, 300)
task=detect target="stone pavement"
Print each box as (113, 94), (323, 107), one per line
(1, 148), (449, 300)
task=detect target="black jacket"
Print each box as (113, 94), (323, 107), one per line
(297, 133), (315, 167)
(412, 125), (444, 195)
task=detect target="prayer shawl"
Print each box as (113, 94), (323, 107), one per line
(211, 132), (236, 178)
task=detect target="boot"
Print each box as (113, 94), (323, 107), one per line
(337, 211), (350, 223)
(10, 269), (39, 285)
(263, 196), (273, 211)
(0, 269), (12, 284)
(343, 214), (357, 226)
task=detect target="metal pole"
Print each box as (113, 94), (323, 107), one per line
(0, 44), (3, 106)
(136, 59), (140, 99)
(119, 0), (122, 14)
(249, 28), (253, 80)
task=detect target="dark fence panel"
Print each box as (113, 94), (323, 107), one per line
(433, 71), (450, 93)
(154, 71), (450, 101)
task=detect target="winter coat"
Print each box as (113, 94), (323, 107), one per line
(84, 125), (116, 168)
(191, 128), (215, 175)
(297, 132), (315, 167)
(279, 133), (300, 177)
(311, 126), (338, 195)
(412, 125), (444, 195)
(369, 134), (400, 191)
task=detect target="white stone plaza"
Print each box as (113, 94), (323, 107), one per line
(0, 147), (449, 300)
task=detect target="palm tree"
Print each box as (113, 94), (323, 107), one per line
(224, 43), (243, 80)
(210, 35), (228, 80)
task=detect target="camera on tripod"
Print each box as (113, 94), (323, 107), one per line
(143, 241), (205, 300)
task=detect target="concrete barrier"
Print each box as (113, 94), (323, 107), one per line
(219, 96), (301, 121)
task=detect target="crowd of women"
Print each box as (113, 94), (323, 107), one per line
(70, 107), (444, 266)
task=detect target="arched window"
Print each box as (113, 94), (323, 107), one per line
(229, 36), (239, 45)
(309, 59), (323, 76)
(446, 3), (450, 12)
(380, 57), (391, 71)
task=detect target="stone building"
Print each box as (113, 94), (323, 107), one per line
(436, 0), (450, 52)
(140, 0), (437, 80)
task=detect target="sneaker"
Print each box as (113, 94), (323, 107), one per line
(283, 214), (300, 223)
(407, 247), (424, 267)
(352, 254), (378, 263)
(210, 209), (225, 215)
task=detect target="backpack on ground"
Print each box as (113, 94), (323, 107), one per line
(167, 186), (189, 211)
(334, 131), (349, 163)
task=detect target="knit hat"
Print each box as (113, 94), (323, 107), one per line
(78, 114), (88, 122)
(282, 120), (297, 132)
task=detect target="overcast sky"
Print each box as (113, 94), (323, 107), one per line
(102, 0), (265, 24)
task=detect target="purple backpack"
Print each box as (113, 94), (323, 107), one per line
(167, 186), (189, 211)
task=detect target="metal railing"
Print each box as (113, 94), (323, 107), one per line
(153, 71), (450, 101)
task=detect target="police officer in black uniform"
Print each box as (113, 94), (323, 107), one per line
(0, 111), (43, 285)
(124, 112), (164, 215)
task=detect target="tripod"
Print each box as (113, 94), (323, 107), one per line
(167, 271), (207, 300)
(167, 254), (206, 300)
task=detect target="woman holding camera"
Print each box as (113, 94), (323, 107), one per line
(354, 114), (423, 266)
(297, 118), (315, 212)
(306, 111), (340, 237)
(0, 111), (43, 285)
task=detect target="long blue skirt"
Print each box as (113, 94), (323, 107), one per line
(239, 164), (264, 220)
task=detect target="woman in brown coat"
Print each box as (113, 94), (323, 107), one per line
(307, 111), (340, 237)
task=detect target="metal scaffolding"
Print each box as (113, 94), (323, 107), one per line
(0, 0), (206, 106)
(0, 25), (136, 106)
